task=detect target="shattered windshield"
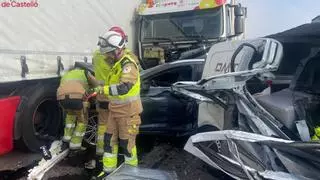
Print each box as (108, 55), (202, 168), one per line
(141, 7), (223, 42)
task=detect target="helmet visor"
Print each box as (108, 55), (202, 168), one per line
(97, 36), (117, 53)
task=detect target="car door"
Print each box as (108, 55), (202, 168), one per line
(140, 64), (196, 134)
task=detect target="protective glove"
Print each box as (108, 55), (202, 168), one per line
(92, 86), (104, 94)
(85, 88), (94, 97)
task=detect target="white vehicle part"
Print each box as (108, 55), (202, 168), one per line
(172, 82), (225, 129)
(189, 130), (293, 144)
(183, 130), (309, 180)
(197, 38), (283, 130)
(106, 164), (178, 180)
(236, 99), (278, 137)
(258, 171), (313, 180)
(295, 120), (311, 142)
(198, 103), (225, 129)
(197, 39), (248, 129)
(27, 140), (68, 180)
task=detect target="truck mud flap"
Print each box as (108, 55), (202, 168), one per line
(14, 96), (28, 140)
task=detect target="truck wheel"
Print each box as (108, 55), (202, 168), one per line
(15, 81), (63, 152)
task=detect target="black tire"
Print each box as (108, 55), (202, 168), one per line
(14, 80), (63, 152)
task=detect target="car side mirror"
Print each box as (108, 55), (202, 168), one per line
(234, 5), (246, 35)
(234, 5), (244, 16)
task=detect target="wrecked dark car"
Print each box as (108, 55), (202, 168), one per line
(139, 59), (204, 135)
(172, 22), (320, 179)
(76, 58), (204, 145)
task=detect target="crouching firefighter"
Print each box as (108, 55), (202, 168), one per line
(57, 68), (97, 150)
(94, 30), (143, 177)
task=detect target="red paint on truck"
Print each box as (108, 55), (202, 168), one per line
(0, 96), (20, 155)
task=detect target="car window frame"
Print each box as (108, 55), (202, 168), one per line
(145, 64), (194, 87)
(192, 63), (205, 81)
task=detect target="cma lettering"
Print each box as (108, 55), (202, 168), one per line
(215, 62), (239, 73)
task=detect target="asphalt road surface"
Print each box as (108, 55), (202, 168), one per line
(0, 135), (233, 180)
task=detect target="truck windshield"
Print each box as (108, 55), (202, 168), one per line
(141, 7), (223, 42)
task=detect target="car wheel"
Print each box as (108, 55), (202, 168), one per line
(83, 112), (98, 146)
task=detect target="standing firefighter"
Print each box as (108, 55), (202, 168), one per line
(94, 30), (143, 176)
(93, 48), (111, 155)
(57, 68), (96, 150)
(93, 26), (141, 156)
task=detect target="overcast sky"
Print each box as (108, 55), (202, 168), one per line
(237, 0), (320, 38)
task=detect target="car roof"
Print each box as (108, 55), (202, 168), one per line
(75, 59), (205, 78)
(141, 59), (205, 77)
(267, 22), (320, 44)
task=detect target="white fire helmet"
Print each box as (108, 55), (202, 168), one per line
(98, 31), (125, 54)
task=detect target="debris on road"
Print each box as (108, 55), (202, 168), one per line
(27, 141), (69, 180)
(0, 151), (41, 172)
(1, 136), (233, 180)
(139, 138), (232, 180)
(106, 164), (178, 180)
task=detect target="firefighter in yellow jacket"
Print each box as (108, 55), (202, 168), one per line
(92, 49), (111, 155)
(94, 30), (143, 175)
(93, 26), (142, 156)
(57, 68), (97, 150)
